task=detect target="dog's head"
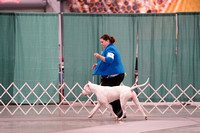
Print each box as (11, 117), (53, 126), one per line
(82, 81), (92, 96)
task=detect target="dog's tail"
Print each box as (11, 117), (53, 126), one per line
(130, 78), (149, 91)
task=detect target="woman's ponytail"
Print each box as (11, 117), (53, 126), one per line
(110, 36), (115, 44)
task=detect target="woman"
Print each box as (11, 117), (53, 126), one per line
(92, 34), (125, 118)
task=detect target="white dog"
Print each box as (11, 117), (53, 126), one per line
(82, 78), (149, 120)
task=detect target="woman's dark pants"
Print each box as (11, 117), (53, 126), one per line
(100, 73), (124, 118)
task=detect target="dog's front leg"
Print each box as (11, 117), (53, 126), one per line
(105, 103), (118, 120)
(88, 102), (101, 118)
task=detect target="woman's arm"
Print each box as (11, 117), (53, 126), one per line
(94, 53), (105, 62)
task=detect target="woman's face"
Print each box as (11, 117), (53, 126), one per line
(100, 38), (109, 48)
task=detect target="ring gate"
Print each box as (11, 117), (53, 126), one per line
(0, 82), (199, 115)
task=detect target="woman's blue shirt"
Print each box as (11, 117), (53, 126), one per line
(93, 44), (125, 76)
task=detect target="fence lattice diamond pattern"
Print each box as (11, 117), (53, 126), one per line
(0, 82), (199, 115)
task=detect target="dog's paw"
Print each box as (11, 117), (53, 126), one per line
(118, 117), (123, 121)
(145, 116), (148, 120)
(88, 115), (93, 118)
(115, 117), (119, 121)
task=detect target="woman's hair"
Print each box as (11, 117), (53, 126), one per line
(100, 34), (116, 44)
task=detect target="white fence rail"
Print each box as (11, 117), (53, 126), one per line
(0, 82), (199, 115)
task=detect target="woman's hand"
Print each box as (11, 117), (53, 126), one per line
(94, 53), (100, 58)
(92, 64), (97, 70)
(94, 53), (105, 62)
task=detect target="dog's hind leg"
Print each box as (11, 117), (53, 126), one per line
(88, 102), (101, 118)
(118, 99), (127, 121)
(132, 93), (147, 120)
(105, 103), (118, 120)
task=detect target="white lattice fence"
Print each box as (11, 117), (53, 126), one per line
(0, 82), (199, 115)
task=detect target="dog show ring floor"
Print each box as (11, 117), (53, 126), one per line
(0, 104), (200, 133)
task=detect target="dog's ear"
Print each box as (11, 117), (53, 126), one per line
(87, 81), (91, 86)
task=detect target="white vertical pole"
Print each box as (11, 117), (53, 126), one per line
(58, 12), (63, 85)
(58, 1), (65, 103)
(176, 13), (178, 56)
(58, 1), (68, 104)
(58, 12), (63, 104)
